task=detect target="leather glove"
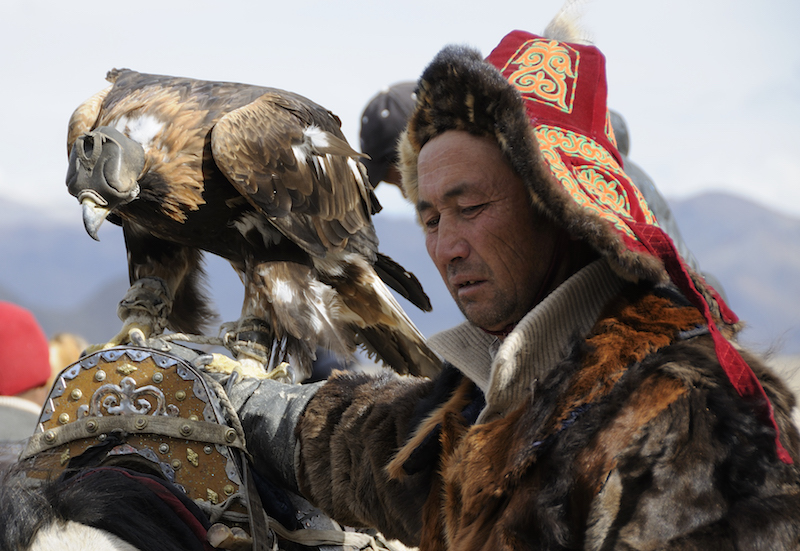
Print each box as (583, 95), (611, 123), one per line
(222, 373), (323, 492)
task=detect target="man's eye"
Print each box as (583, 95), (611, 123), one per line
(424, 215), (440, 230)
(462, 204), (485, 215)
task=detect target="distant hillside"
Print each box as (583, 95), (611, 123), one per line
(671, 192), (800, 355)
(1, 192), (798, 356)
(0, 199), (458, 343)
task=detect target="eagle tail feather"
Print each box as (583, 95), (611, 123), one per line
(347, 268), (441, 378)
(357, 324), (441, 379)
(374, 253), (433, 312)
(168, 259), (218, 335)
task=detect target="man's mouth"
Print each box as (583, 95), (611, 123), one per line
(453, 279), (486, 298)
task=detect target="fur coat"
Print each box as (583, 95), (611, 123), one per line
(291, 281), (800, 550)
(236, 29), (800, 547)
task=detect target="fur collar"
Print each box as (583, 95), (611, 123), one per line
(428, 259), (625, 422)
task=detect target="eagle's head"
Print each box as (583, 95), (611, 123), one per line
(66, 126), (145, 240)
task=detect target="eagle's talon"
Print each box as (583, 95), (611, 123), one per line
(265, 362), (291, 382)
(223, 321), (273, 371)
(202, 353), (274, 380)
(218, 321), (238, 341)
(83, 341), (114, 355)
(129, 327), (148, 346)
(202, 353), (243, 375)
(85, 321), (154, 354)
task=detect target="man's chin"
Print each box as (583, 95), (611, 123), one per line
(458, 304), (511, 333)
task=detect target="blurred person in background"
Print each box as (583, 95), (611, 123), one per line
(359, 81), (416, 192)
(0, 301), (51, 470)
(48, 331), (88, 387)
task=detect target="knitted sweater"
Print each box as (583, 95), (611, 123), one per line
(429, 259), (624, 422)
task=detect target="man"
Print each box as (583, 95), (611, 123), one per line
(217, 27), (800, 549)
(0, 301), (50, 441)
(0, 301), (51, 472)
(359, 81), (416, 191)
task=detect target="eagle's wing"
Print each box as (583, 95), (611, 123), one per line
(211, 91), (376, 258)
(66, 86), (111, 156)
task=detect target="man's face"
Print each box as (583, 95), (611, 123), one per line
(416, 131), (558, 332)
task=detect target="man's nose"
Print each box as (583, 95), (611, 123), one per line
(435, 219), (469, 264)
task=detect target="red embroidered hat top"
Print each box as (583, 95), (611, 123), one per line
(487, 30), (666, 253)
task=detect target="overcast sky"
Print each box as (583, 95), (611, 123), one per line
(1, 0), (798, 222)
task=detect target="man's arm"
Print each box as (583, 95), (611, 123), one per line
(228, 368), (443, 546)
(296, 370), (441, 543)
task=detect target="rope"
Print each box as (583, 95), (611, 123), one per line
(161, 332), (228, 347)
(202, 371), (248, 454)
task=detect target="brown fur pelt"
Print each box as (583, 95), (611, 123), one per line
(294, 286), (800, 550)
(296, 369), (437, 544)
(433, 286), (800, 550)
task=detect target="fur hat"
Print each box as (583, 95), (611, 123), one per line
(401, 31), (690, 288)
(398, 30), (792, 463)
(0, 301), (51, 396)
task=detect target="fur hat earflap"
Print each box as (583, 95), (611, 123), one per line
(400, 33), (671, 286)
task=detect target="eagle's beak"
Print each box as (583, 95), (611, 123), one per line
(79, 192), (110, 241)
(66, 126), (145, 240)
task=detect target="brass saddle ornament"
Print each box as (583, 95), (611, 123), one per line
(21, 343), (273, 549)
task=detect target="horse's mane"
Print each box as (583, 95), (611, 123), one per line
(0, 462), (55, 551)
(0, 459), (210, 551)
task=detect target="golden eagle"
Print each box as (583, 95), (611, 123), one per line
(66, 68), (440, 381)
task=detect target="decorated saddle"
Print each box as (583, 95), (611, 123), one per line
(14, 342), (392, 551)
(19, 343), (274, 549)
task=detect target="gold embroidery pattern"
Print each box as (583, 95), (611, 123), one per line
(535, 125), (658, 238)
(504, 39), (580, 113)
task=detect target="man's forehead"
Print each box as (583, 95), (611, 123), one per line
(416, 182), (473, 212)
(417, 131), (512, 185)
(416, 131), (518, 210)
(420, 130), (499, 156)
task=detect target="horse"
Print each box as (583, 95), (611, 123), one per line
(0, 342), (401, 551)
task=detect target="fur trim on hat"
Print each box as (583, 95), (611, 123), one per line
(399, 44), (667, 286)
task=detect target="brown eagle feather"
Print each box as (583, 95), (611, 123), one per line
(66, 68), (440, 381)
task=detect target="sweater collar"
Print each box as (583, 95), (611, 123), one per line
(428, 259), (625, 421)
